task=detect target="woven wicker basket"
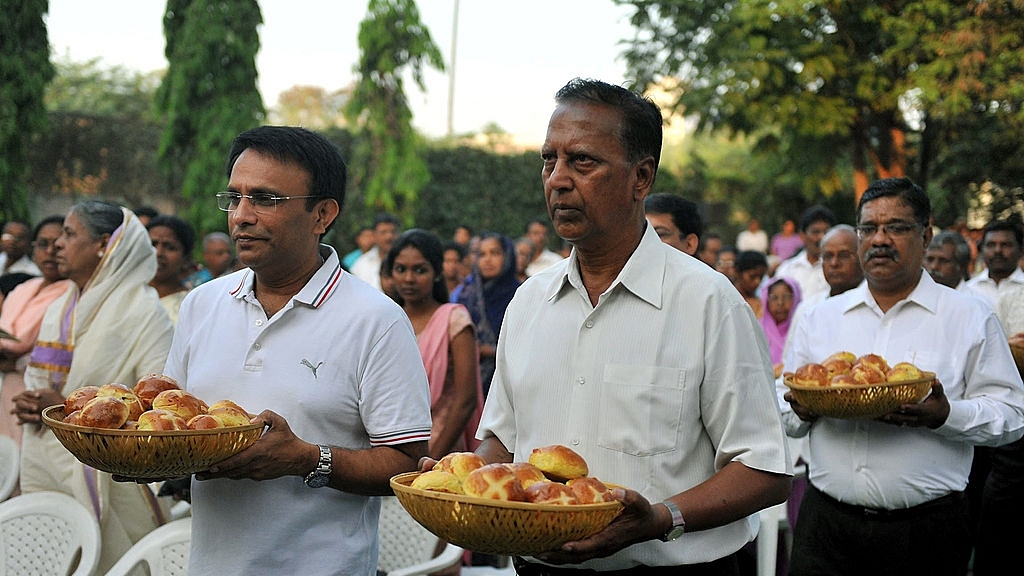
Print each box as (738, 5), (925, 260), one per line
(390, 472), (623, 555)
(784, 372), (935, 419)
(42, 405), (263, 478)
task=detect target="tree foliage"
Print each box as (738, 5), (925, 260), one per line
(344, 0), (445, 224)
(273, 85), (351, 129)
(31, 57), (163, 209)
(155, 0), (265, 236)
(0, 0), (55, 221)
(619, 0), (1024, 208)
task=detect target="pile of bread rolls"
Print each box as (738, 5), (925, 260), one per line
(790, 352), (926, 387)
(62, 373), (252, 431)
(411, 444), (615, 505)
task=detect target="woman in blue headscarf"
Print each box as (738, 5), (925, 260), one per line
(455, 232), (520, 396)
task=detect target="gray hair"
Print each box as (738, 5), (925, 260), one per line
(69, 200), (123, 239)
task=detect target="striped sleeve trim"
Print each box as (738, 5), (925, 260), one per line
(369, 427), (432, 447)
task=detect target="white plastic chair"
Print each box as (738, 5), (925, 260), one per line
(0, 491), (101, 576)
(377, 496), (463, 576)
(103, 517), (191, 576)
(0, 436), (18, 501)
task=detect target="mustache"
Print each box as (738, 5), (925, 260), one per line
(865, 247), (899, 261)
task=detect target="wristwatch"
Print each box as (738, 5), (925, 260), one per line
(659, 500), (686, 542)
(304, 444), (333, 488)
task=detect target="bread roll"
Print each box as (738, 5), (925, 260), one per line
(411, 470), (464, 494)
(79, 396), (130, 429)
(138, 409), (188, 431)
(528, 445), (588, 482)
(525, 481), (578, 505)
(186, 413), (224, 430)
(434, 451), (486, 482)
(65, 386), (101, 414)
(463, 463), (528, 501)
(508, 462), (548, 489)
(96, 383), (145, 420)
(133, 373), (181, 409)
(566, 477), (613, 504)
(792, 363), (830, 387)
(152, 389), (208, 421)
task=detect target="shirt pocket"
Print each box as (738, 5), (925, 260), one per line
(597, 364), (686, 457)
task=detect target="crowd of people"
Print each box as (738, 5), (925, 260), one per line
(0, 78), (1022, 576)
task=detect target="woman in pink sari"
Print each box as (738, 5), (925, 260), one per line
(0, 215), (70, 449)
(385, 229), (483, 459)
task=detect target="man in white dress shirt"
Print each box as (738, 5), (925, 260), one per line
(475, 78), (791, 574)
(349, 212), (399, 290)
(965, 219), (1024, 309)
(0, 220), (41, 277)
(925, 231), (974, 291)
(774, 205), (836, 301)
(780, 177), (1024, 576)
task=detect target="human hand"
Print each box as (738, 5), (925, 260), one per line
(191, 410), (313, 482)
(1009, 332), (1024, 348)
(417, 456), (438, 472)
(11, 389), (64, 425)
(783, 391), (819, 423)
(533, 488), (661, 565)
(877, 379), (949, 429)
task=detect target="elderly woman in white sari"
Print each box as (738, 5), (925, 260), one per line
(12, 200), (174, 573)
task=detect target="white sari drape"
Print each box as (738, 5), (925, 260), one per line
(21, 207), (174, 573)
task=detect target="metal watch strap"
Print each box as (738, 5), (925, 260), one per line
(660, 500), (686, 541)
(304, 444), (332, 488)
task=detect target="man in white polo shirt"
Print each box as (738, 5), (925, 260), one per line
(162, 126), (432, 576)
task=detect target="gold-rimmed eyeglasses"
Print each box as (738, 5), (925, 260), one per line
(216, 192), (317, 213)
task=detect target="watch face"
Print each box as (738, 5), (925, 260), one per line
(663, 525), (685, 542)
(305, 472), (330, 488)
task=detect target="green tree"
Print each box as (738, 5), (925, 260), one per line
(0, 0), (54, 221)
(344, 0), (445, 224)
(619, 0), (1024, 203)
(155, 0), (265, 235)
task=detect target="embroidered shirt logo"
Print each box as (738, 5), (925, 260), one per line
(300, 359), (324, 379)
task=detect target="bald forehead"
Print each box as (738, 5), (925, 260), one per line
(821, 228), (857, 250)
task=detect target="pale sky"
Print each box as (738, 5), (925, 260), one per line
(46, 0), (637, 145)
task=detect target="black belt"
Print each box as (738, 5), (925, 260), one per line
(512, 554), (738, 576)
(812, 483), (965, 519)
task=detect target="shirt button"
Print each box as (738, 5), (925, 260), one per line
(571, 439), (581, 446)
(255, 320), (264, 327)
(577, 376), (585, 385)
(254, 343), (262, 351)
(585, 320), (594, 328)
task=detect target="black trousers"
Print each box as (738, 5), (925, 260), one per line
(789, 483), (971, 576)
(512, 553), (739, 576)
(973, 436), (1024, 576)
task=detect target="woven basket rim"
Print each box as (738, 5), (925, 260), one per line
(784, 371), (935, 392)
(42, 405), (264, 436)
(390, 472), (624, 512)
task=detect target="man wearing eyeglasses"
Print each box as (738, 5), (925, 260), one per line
(161, 126), (432, 576)
(0, 220), (41, 277)
(779, 177), (1024, 576)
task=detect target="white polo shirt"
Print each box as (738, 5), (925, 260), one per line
(164, 245), (432, 576)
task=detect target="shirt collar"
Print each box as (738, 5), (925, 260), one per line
(843, 270), (940, 316)
(542, 224), (665, 309)
(228, 245), (343, 309)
